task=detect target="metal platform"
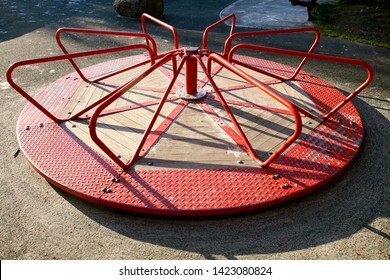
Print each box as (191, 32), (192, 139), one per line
(8, 14), (372, 215)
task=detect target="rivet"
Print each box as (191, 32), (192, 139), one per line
(272, 174), (280, 179)
(72, 124), (76, 128)
(39, 123), (44, 127)
(25, 125), (30, 131)
(237, 160), (244, 164)
(147, 162), (154, 166)
(110, 177), (120, 183)
(101, 187), (112, 193)
(281, 183), (290, 189)
(117, 154), (121, 159)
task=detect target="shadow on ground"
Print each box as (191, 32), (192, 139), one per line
(54, 94), (389, 258)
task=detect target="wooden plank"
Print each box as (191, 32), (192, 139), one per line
(138, 102), (253, 170)
(270, 80), (321, 114)
(61, 120), (133, 163)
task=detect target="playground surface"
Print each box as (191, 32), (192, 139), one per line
(0, 0), (389, 260)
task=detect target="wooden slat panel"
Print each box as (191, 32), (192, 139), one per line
(137, 102), (255, 170)
(61, 57), (323, 170)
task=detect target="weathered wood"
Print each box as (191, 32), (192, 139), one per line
(59, 60), (322, 169)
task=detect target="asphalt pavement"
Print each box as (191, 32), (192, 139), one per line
(0, 0), (389, 260)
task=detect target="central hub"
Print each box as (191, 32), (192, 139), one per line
(185, 46), (200, 55)
(177, 46), (207, 100)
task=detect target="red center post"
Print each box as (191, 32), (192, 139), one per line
(177, 47), (207, 100)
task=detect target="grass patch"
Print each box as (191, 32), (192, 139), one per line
(312, 0), (390, 49)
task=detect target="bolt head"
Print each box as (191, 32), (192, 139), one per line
(110, 177), (120, 183)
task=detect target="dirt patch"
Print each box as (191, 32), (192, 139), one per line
(313, 1), (390, 48)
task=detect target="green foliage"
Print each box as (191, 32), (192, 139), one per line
(338, 0), (388, 3)
(311, 2), (338, 22)
(311, 0), (390, 49)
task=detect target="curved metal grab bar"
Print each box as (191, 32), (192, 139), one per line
(223, 27), (320, 80)
(207, 53), (303, 167)
(202, 13), (236, 50)
(228, 43), (373, 120)
(55, 27), (158, 82)
(142, 13), (180, 51)
(89, 51), (184, 170)
(7, 44), (155, 123)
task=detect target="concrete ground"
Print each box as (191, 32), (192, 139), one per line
(0, 0), (389, 260)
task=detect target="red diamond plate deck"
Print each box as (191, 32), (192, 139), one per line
(16, 55), (364, 216)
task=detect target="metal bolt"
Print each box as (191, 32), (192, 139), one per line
(281, 183), (290, 189)
(110, 177), (120, 183)
(25, 125), (30, 131)
(39, 123), (44, 128)
(13, 148), (20, 158)
(237, 160), (244, 164)
(272, 174), (280, 179)
(338, 119), (343, 124)
(101, 187), (112, 193)
(147, 162), (154, 166)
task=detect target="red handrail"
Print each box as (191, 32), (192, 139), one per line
(202, 13), (236, 50)
(89, 51), (183, 170)
(228, 43), (373, 119)
(7, 44), (155, 123)
(207, 53), (303, 167)
(141, 13), (179, 51)
(55, 27), (158, 82)
(223, 27), (320, 80)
